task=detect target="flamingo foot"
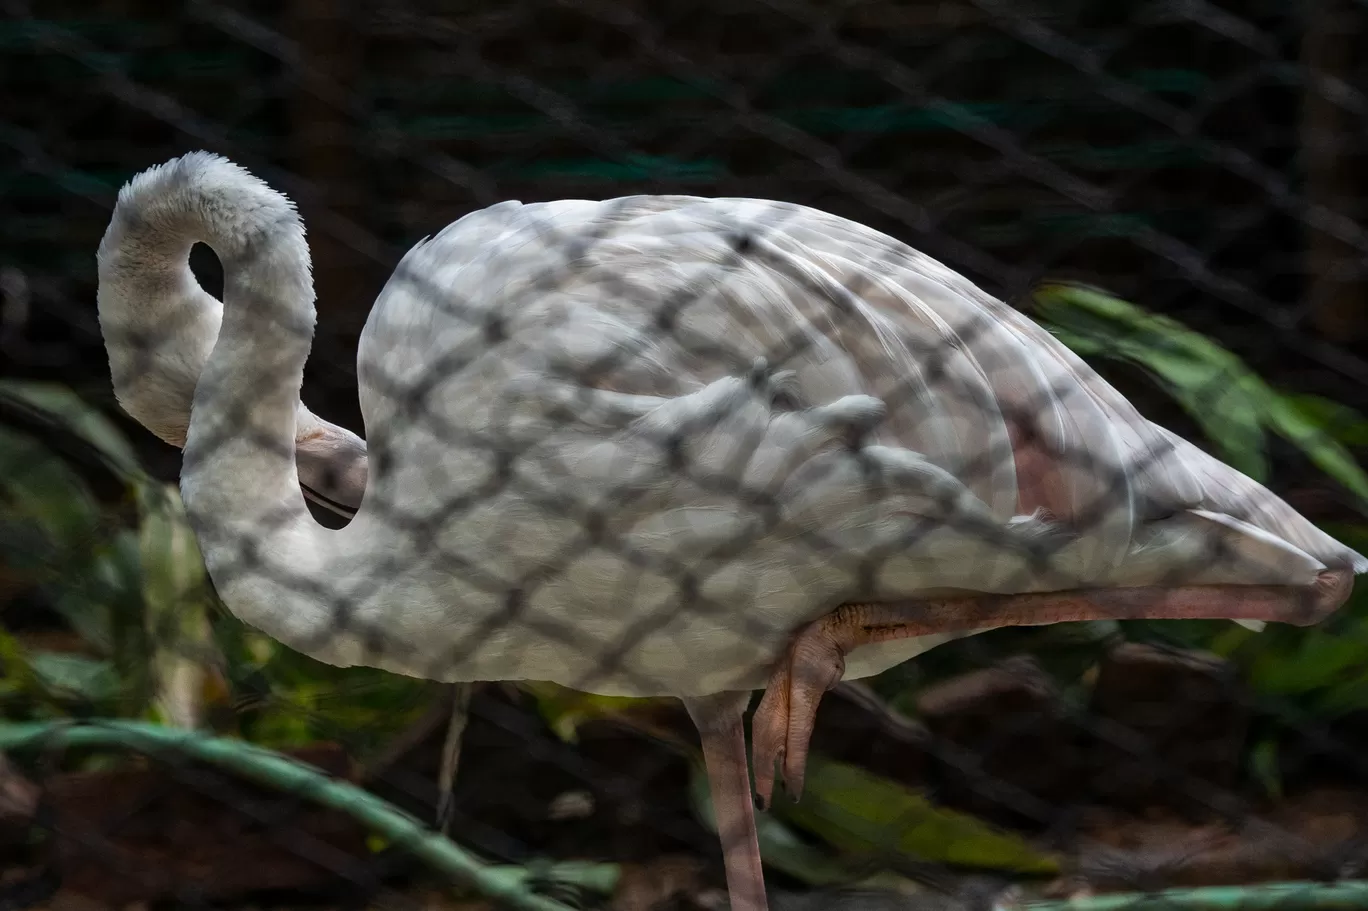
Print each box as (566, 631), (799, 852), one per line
(750, 612), (848, 809)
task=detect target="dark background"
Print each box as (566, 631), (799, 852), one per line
(4, 0), (1365, 475)
(4, 3), (1368, 905)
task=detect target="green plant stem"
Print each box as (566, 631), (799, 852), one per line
(1027, 882), (1368, 911)
(485, 860), (623, 895)
(0, 720), (619, 911)
(11, 726), (1364, 911)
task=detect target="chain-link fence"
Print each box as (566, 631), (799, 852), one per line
(3, 1), (1368, 910)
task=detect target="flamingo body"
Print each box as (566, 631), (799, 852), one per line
(96, 153), (1365, 911)
(328, 192), (1362, 695)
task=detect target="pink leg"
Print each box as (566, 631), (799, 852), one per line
(752, 570), (1354, 808)
(684, 692), (769, 911)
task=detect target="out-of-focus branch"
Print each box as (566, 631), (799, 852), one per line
(1026, 881), (1368, 911)
(0, 720), (615, 911)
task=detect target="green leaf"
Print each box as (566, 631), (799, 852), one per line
(26, 652), (122, 704)
(523, 681), (665, 743)
(136, 482), (216, 728)
(226, 645), (434, 751)
(775, 755), (1060, 875)
(1033, 284), (1247, 376)
(1194, 557), (1368, 718)
(41, 530), (147, 659)
(0, 380), (144, 481)
(1203, 622), (1259, 660)
(0, 425), (100, 563)
(0, 629), (40, 698)
(79, 531), (146, 646)
(1033, 283), (1368, 499)
(1248, 739), (1282, 801)
(1278, 395), (1368, 448)
(1168, 378), (1267, 481)
(687, 759), (860, 887)
(137, 482), (208, 616)
(0, 389), (154, 668)
(49, 586), (115, 655)
(1043, 324), (1106, 357)
(248, 700), (321, 749)
(685, 743), (917, 891)
(1246, 624), (1368, 696)
(1266, 395), (1368, 505)
(98, 529), (157, 712)
(1322, 524), (1368, 554)
(1032, 283), (1270, 480)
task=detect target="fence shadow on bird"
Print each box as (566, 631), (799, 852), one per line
(4, 2), (1368, 910)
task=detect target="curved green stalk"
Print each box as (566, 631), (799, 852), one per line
(0, 720), (617, 911)
(8, 722), (1364, 911)
(1027, 882), (1368, 911)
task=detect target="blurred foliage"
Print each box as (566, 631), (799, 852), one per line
(2, 281), (1367, 874)
(1032, 283), (1368, 502)
(1028, 285), (1368, 723)
(776, 756), (1060, 875)
(2, 380), (157, 718)
(0, 380), (430, 756)
(526, 682), (1059, 881)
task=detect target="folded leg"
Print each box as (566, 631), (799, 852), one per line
(751, 570), (1352, 808)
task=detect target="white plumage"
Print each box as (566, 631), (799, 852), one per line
(97, 152), (1364, 911)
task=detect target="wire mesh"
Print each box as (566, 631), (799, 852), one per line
(3, 1), (1368, 910)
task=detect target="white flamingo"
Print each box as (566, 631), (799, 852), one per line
(97, 152), (1365, 911)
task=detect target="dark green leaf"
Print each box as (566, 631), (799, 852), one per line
(687, 759), (862, 887)
(44, 530), (146, 657)
(523, 681), (667, 743)
(0, 380), (144, 480)
(27, 652), (122, 704)
(231, 649), (435, 751)
(0, 425), (100, 558)
(136, 482), (216, 728)
(1278, 395), (1368, 448)
(1245, 625), (1368, 695)
(1266, 395), (1368, 505)
(1032, 283), (1270, 479)
(137, 482), (208, 617)
(1248, 739), (1282, 801)
(776, 755), (1060, 874)
(1033, 283), (1368, 497)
